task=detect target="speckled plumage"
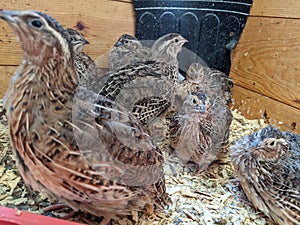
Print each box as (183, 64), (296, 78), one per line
(1, 10), (169, 224)
(169, 92), (233, 172)
(100, 33), (187, 126)
(108, 34), (151, 70)
(108, 33), (187, 72)
(230, 126), (300, 225)
(66, 28), (101, 93)
(184, 63), (233, 105)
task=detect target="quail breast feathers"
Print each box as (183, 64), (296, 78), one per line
(170, 92), (233, 172)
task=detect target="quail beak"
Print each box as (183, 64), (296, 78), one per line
(114, 39), (123, 47)
(181, 37), (188, 44)
(81, 38), (89, 45)
(0, 10), (19, 25)
(178, 36), (188, 46)
(196, 104), (206, 113)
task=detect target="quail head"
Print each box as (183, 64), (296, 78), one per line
(169, 92), (233, 172)
(108, 34), (151, 70)
(185, 63), (234, 105)
(66, 28), (101, 93)
(149, 33), (188, 67)
(0, 9), (169, 224)
(230, 126), (300, 225)
(66, 28), (89, 53)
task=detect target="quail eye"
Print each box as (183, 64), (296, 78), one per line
(192, 98), (197, 105)
(30, 19), (44, 29)
(269, 141), (275, 146)
(124, 40), (129, 44)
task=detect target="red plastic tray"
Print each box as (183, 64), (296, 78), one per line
(0, 206), (86, 225)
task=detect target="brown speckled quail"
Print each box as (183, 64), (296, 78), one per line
(66, 28), (89, 53)
(99, 33), (188, 126)
(66, 28), (101, 93)
(128, 33), (188, 123)
(149, 33), (187, 68)
(98, 61), (179, 125)
(108, 33), (187, 72)
(184, 63), (234, 105)
(0, 10), (169, 224)
(230, 126), (300, 225)
(108, 34), (150, 70)
(169, 92), (233, 172)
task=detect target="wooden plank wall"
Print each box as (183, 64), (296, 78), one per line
(231, 0), (300, 132)
(0, 0), (299, 133)
(0, 0), (136, 96)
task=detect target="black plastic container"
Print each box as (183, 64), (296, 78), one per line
(134, 0), (253, 75)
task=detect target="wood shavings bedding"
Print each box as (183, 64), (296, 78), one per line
(0, 100), (274, 225)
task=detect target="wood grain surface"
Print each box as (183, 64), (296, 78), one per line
(232, 85), (300, 132)
(0, 0), (135, 66)
(250, 0), (300, 18)
(231, 16), (300, 110)
(0, 66), (17, 99)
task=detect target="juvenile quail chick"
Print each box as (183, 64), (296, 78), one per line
(125, 33), (188, 123)
(0, 9), (169, 224)
(108, 33), (187, 72)
(101, 33), (187, 126)
(149, 33), (187, 67)
(169, 92), (233, 172)
(66, 28), (100, 93)
(66, 28), (89, 53)
(108, 34), (150, 70)
(230, 126), (300, 225)
(98, 60), (181, 126)
(185, 63), (234, 105)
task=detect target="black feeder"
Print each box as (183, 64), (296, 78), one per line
(133, 0), (253, 75)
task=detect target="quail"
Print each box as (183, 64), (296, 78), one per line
(108, 33), (187, 71)
(108, 34), (151, 70)
(169, 92), (233, 172)
(0, 10), (169, 224)
(98, 62), (182, 127)
(230, 126), (300, 225)
(128, 33), (188, 122)
(149, 33), (187, 67)
(66, 28), (101, 93)
(103, 33), (188, 125)
(66, 28), (89, 53)
(184, 63), (234, 105)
